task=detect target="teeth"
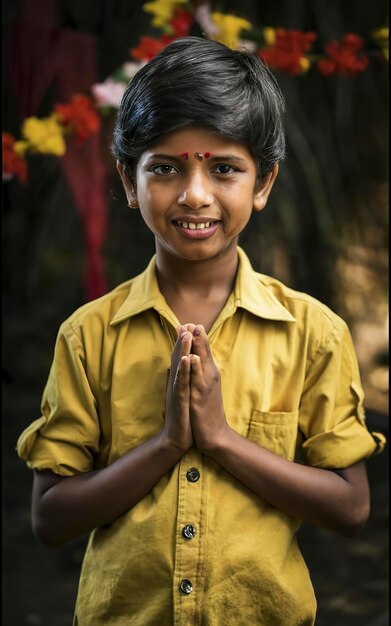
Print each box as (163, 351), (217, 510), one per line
(177, 221), (213, 229)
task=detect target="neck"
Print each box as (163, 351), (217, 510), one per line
(155, 241), (239, 297)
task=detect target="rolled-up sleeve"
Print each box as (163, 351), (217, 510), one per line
(299, 320), (386, 469)
(16, 321), (100, 476)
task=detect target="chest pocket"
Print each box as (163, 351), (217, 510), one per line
(247, 410), (299, 461)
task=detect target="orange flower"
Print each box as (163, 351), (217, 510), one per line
(55, 95), (101, 144)
(2, 132), (28, 184)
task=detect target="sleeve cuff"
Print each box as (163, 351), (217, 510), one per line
(16, 416), (93, 476)
(302, 416), (386, 469)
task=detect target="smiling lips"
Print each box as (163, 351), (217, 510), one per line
(173, 219), (221, 239)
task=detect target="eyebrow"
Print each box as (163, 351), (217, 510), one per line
(146, 153), (247, 163)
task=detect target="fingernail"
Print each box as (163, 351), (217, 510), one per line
(193, 327), (201, 336)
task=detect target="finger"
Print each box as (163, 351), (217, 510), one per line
(189, 354), (205, 388)
(179, 331), (192, 358)
(182, 323), (197, 334)
(174, 355), (191, 393)
(191, 325), (214, 363)
(172, 330), (191, 360)
(176, 325), (186, 337)
(169, 332), (191, 390)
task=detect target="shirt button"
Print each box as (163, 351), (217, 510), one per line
(182, 524), (197, 539)
(186, 467), (200, 482)
(180, 579), (193, 594)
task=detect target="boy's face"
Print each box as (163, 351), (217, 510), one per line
(118, 126), (278, 263)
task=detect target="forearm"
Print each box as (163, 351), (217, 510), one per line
(33, 329), (195, 547)
(33, 432), (183, 546)
(208, 427), (370, 537)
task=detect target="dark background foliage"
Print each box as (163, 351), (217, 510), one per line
(2, 1), (389, 624)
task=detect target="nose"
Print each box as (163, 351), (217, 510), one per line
(177, 171), (214, 210)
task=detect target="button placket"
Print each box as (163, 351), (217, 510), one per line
(173, 453), (205, 625)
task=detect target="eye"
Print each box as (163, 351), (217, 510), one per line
(213, 164), (238, 175)
(150, 164), (178, 175)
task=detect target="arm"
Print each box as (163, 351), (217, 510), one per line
(32, 328), (194, 547)
(188, 325), (370, 537)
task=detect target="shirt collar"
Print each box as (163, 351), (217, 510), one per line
(234, 247), (295, 322)
(110, 247), (295, 326)
(110, 256), (167, 326)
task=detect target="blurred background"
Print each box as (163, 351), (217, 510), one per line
(2, 1), (389, 624)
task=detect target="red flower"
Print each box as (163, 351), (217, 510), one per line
(131, 10), (193, 62)
(170, 8), (193, 38)
(130, 36), (167, 61)
(2, 132), (28, 184)
(259, 29), (317, 75)
(318, 33), (369, 76)
(55, 95), (101, 144)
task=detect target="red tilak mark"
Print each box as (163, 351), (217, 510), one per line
(204, 152), (212, 159)
(179, 152), (189, 160)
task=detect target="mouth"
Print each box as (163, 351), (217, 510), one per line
(172, 219), (221, 239)
(173, 219), (220, 230)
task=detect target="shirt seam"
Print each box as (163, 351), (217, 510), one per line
(305, 317), (347, 372)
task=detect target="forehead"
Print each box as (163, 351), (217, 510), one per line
(145, 126), (253, 158)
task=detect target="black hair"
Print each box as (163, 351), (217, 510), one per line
(112, 36), (286, 185)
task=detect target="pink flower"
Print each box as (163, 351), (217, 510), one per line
(121, 61), (147, 79)
(91, 78), (127, 109)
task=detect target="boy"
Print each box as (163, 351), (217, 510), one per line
(17, 37), (385, 625)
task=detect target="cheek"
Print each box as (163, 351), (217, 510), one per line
(138, 192), (169, 230)
(136, 186), (156, 213)
(139, 181), (170, 205)
(227, 196), (254, 219)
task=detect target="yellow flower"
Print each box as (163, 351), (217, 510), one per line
(143, 0), (187, 30)
(14, 140), (29, 158)
(372, 27), (389, 42)
(20, 115), (66, 156)
(263, 27), (276, 46)
(372, 26), (389, 61)
(211, 12), (252, 49)
(299, 56), (311, 72)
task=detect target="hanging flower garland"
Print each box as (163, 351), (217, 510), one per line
(2, 0), (388, 184)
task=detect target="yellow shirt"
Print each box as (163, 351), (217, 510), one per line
(17, 247), (385, 626)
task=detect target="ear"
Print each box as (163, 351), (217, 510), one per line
(116, 161), (135, 190)
(116, 161), (138, 207)
(253, 164), (279, 212)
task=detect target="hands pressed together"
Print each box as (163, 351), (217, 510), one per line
(163, 324), (230, 456)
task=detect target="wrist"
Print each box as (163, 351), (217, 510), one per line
(197, 422), (235, 458)
(158, 429), (192, 460)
